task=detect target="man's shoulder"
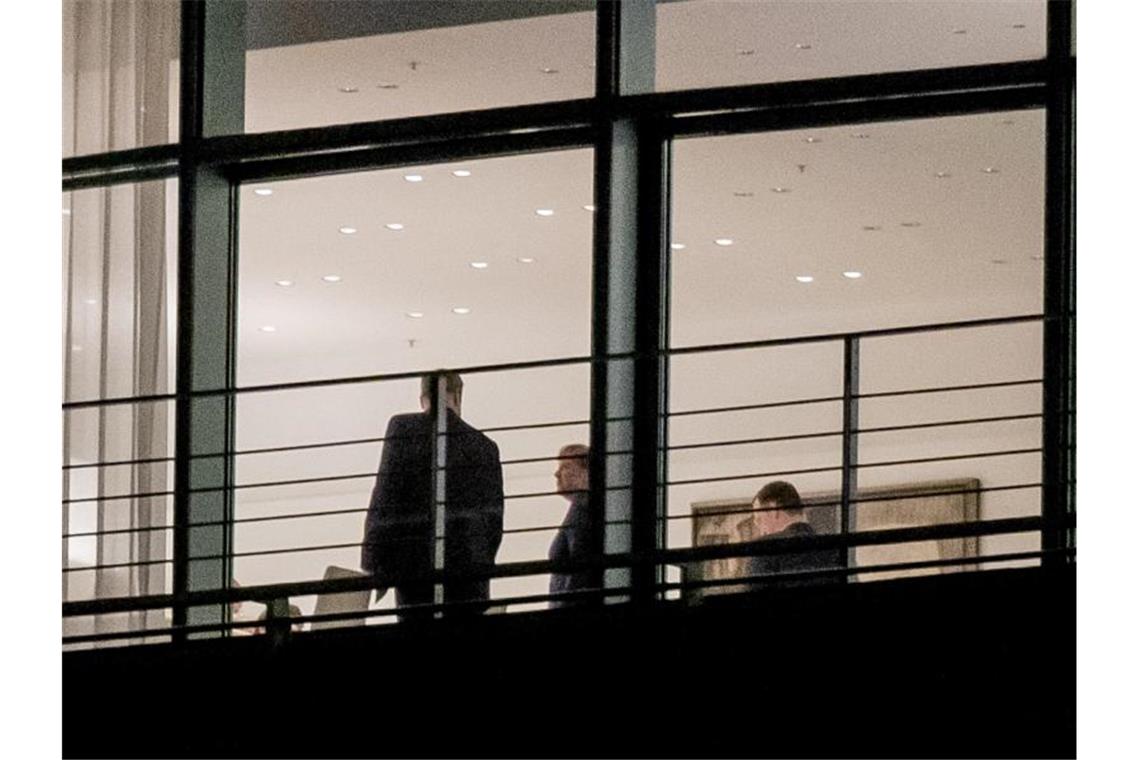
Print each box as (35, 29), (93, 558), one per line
(386, 412), (429, 437)
(452, 416), (500, 455)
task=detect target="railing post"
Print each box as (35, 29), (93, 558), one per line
(841, 337), (861, 576)
(1042, 0), (1075, 564)
(428, 372), (446, 617)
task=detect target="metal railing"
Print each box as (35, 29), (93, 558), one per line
(62, 314), (1069, 647)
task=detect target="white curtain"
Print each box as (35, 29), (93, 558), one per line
(63, 0), (179, 645)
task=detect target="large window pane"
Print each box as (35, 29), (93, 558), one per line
(667, 111), (1046, 593)
(656, 0), (1045, 93)
(234, 149), (594, 622)
(63, 0), (180, 158)
(243, 0), (596, 133)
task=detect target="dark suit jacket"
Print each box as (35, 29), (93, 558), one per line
(744, 522), (842, 589)
(548, 493), (602, 608)
(361, 410), (504, 615)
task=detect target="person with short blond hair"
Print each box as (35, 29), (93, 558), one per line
(547, 444), (601, 608)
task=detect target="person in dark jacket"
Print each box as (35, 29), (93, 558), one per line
(547, 444), (602, 608)
(745, 480), (841, 588)
(361, 372), (504, 621)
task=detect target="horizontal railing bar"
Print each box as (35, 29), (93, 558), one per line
(664, 447), (1040, 488)
(61, 354), (598, 411)
(63, 444), (1039, 506)
(666, 379), (1041, 421)
(63, 514), (1067, 617)
(662, 548), (1069, 595)
(62, 543), (1071, 646)
(62, 544), (1074, 645)
(228, 417), (595, 460)
(666, 430), (841, 452)
(62, 480), (1042, 540)
(661, 483), (1043, 523)
(856, 378), (1042, 401)
(64, 558), (172, 573)
(61, 316), (1045, 413)
(60, 408), (1038, 475)
(858, 447), (1041, 470)
(665, 315), (1044, 358)
(855, 412), (1042, 435)
(62, 455), (175, 471)
(664, 413), (1042, 454)
(668, 395), (844, 419)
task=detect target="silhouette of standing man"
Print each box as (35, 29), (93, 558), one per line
(361, 372), (504, 621)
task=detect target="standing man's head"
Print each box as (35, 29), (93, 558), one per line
(752, 480), (806, 536)
(554, 444), (589, 502)
(420, 371), (463, 415)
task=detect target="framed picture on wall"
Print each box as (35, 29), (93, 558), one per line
(684, 478), (981, 600)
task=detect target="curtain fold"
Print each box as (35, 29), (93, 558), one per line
(63, 0), (179, 646)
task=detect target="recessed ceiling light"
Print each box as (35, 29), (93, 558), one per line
(338, 86), (359, 93)
(339, 226), (357, 235)
(770, 187), (790, 194)
(452, 169), (471, 177)
(1012, 23), (1027, 29)
(71, 345), (82, 352)
(714, 238), (734, 247)
(982, 167), (1000, 174)
(991, 258), (1008, 265)
(404, 174), (424, 183)
(583, 204), (596, 211)
(852, 132), (870, 139)
(406, 311), (424, 319)
(536, 208), (555, 217)
(795, 275), (815, 283)
(62, 208), (72, 215)
(935, 171), (952, 179)
(275, 280), (294, 287)
(901, 222), (922, 228)
(734, 191), (754, 198)
(322, 275), (342, 283)
(83, 298), (97, 305)
(377, 83), (400, 90)
(541, 67), (559, 74)
(517, 256), (536, 264)
(385, 223), (404, 231)
(253, 188), (273, 196)
(842, 271), (863, 279)
(862, 225), (882, 231)
(259, 325), (277, 333)
(452, 307), (471, 315)
(670, 243), (686, 251)
(794, 43), (813, 50)
(952, 29), (968, 35)
(470, 261), (489, 269)
(737, 49), (756, 56)
(804, 136), (821, 144)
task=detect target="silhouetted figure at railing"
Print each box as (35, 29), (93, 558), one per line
(548, 444), (603, 608)
(745, 480), (842, 589)
(361, 371), (504, 622)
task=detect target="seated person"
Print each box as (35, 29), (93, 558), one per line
(745, 480), (842, 588)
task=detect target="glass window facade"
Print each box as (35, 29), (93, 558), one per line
(62, 1), (1073, 646)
